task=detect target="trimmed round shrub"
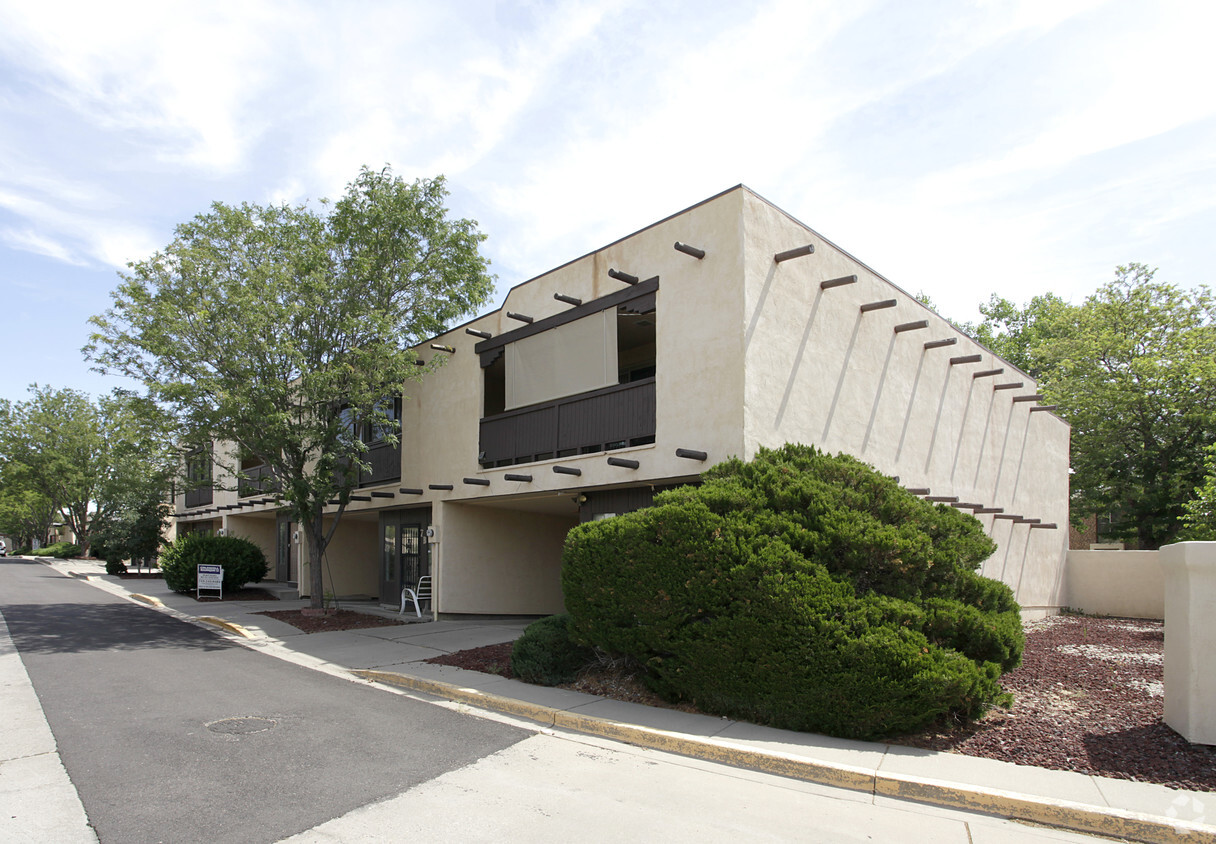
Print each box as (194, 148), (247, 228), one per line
(561, 443), (1023, 741)
(105, 559), (128, 575)
(511, 614), (596, 686)
(160, 533), (268, 594)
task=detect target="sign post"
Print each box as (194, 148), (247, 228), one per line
(197, 564), (223, 600)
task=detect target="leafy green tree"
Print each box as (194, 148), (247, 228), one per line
(1178, 444), (1216, 540)
(984, 265), (1216, 548)
(0, 480), (57, 549)
(0, 387), (170, 554)
(86, 166), (494, 608)
(969, 292), (1075, 377)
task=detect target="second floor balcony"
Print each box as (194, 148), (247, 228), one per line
(479, 377), (656, 468)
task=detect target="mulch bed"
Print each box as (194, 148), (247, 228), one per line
(424, 616), (1216, 792)
(256, 608), (402, 633)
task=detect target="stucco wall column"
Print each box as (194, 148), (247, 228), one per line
(1161, 541), (1216, 745)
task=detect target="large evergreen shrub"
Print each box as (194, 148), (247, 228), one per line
(159, 533), (268, 594)
(561, 444), (1022, 740)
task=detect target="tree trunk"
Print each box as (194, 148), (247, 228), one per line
(305, 512), (326, 609)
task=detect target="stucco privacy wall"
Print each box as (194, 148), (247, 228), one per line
(738, 192), (1070, 617)
(1064, 550), (1164, 619)
(1161, 541), (1216, 745)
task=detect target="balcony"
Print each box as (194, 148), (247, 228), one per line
(480, 377), (656, 467)
(360, 440), (402, 487)
(184, 485), (213, 508)
(238, 464), (277, 498)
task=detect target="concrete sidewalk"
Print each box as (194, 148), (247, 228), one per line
(38, 559), (1216, 843)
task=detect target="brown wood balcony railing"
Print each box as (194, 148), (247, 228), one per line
(184, 485), (213, 508)
(360, 440), (402, 486)
(479, 377), (656, 467)
(238, 464), (277, 498)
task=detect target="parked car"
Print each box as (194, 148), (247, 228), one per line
(0, 541), (7, 557)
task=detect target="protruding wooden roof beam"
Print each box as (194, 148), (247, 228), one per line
(430, 344), (455, 354)
(994, 382), (1023, 391)
(861, 299), (897, 313)
(553, 465), (582, 476)
(973, 368), (1004, 379)
(506, 312), (533, 324)
(674, 241), (705, 259)
(820, 275), (857, 290)
(924, 338), (958, 350)
(465, 328), (492, 339)
(676, 448), (708, 461)
(607, 457), (639, 469)
(1030, 406), (1059, 413)
(1012, 394), (1045, 403)
(894, 320), (928, 333)
(463, 477), (490, 486)
(950, 354), (982, 366)
(504, 473), (533, 483)
(608, 268), (639, 285)
(774, 244), (815, 263)
(554, 293), (582, 306)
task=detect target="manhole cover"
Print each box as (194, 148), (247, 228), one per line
(206, 716), (277, 735)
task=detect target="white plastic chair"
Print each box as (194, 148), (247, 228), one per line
(400, 575), (432, 618)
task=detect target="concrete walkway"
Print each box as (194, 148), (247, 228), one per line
(20, 559), (1216, 843)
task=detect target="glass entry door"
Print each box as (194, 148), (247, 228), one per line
(379, 509), (431, 606)
(275, 516), (294, 582)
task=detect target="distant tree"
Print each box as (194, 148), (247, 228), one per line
(86, 166), (494, 608)
(1178, 444), (1216, 541)
(0, 387), (175, 555)
(1034, 265), (1216, 547)
(0, 480), (57, 549)
(969, 292), (1075, 377)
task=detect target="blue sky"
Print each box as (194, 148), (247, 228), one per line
(1, 0), (1213, 404)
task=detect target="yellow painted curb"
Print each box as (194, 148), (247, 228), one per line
(130, 593), (164, 607)
(875, 775), (1214, 844)
(355, 669), (1215, 844)
(197, 617), (255, 639)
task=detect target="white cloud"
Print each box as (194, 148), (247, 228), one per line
(0, 227), (84, 265)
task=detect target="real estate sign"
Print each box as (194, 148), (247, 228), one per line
(197, 564), (223, 599)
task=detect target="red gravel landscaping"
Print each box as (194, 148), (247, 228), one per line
(426, 615), (1216, 792)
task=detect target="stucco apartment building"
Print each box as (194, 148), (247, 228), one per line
(172, 186), (1070, 619)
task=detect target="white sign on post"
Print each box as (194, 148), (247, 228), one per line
(197, 564), (223, 599)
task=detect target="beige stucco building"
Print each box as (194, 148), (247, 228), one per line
(172, 186), (1070, 619)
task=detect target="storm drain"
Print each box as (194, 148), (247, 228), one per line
(206, 716), (277, 735)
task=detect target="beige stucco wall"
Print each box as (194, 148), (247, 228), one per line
(737, 192), (1070, 616)
(436, 501), (573, 615)
(1064, 550), (1164, 619)
(296, 514), (379, 599)
(222, 513), (277, 583)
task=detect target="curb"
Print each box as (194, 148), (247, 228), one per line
(196, 617), (255, 639)
(129, 593), (165, 607)
(354, 669), (1214, 844)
